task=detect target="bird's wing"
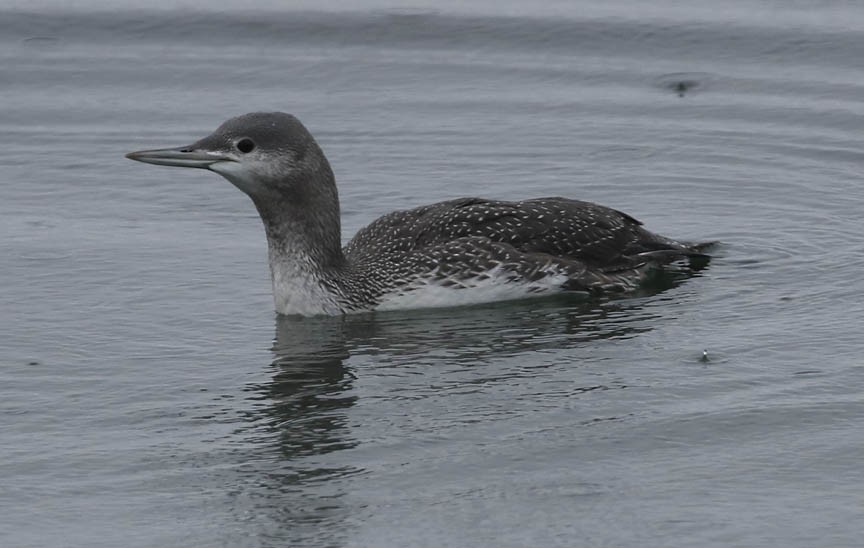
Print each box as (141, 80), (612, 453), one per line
(395, 234), (654, 295)
(346, 197), (687, 268)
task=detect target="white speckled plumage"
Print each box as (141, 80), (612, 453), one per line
(127, 112), (709, 316)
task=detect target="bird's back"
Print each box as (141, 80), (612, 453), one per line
(344, 197), (694, 270)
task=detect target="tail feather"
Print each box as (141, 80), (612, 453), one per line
(561, 240), (716, 295)
(688, 240), (719, 253)
(635, 249), (708, 262)
(605, 240), (716, 274)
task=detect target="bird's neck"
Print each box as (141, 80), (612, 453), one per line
(250, 171), (348, 315)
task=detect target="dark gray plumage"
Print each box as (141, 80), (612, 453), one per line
(126, 112), (709, 316)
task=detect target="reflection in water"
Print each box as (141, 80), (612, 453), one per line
(238, 284), (687, 545)
(237, 317), (359, 546)
(267, 317), (356, 460)
(341, 292), (669, 360)
(242, 315), (359, 466)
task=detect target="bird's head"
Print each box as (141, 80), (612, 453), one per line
(126, 112), (332, 199)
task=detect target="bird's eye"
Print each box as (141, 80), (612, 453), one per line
(236, 138), (255, 153)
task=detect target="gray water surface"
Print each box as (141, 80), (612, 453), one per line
(3, 2), (864, 547)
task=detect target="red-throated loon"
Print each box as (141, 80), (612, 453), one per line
(126, 112), (710, 316)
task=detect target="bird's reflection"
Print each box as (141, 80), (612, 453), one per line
(255, 277), (699, 458)
(240, 275), (699, 544)
(260, 291), (679, 433)
(256, 315), (357, 460)
(233, 316), (359, 545)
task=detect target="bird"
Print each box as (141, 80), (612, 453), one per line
(126, 112), (710, 316)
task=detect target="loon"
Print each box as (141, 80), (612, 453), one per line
(126, 112), (709, 316)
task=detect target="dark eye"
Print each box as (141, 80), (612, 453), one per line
(236, 138), (255, 153)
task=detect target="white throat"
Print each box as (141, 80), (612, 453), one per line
(268, 245), (343, 316)
(209, 161), (266, 196)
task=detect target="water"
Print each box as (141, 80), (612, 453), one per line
(3, 2), (864, 546)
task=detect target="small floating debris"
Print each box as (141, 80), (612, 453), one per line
(654, 72), (714, 98)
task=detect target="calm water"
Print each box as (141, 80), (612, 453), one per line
(3, 2), (864, 547)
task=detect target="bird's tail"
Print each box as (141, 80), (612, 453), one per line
(564, 241), (717, 295)
(614, 240), (717, 273)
